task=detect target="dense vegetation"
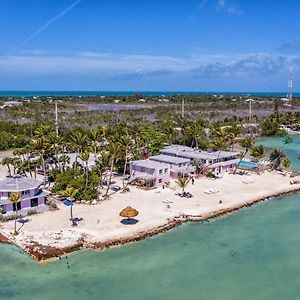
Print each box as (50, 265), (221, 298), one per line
(0, 94), (295, 201)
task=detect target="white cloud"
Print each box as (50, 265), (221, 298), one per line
(216, 0), (244, 15)
(0, 52), (296, 80)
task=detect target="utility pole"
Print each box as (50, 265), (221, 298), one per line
(55, 100), (59, 137)
(288, 66), (293, 105)
(245, 98), (254, 122)
(249, 99), (252, 121)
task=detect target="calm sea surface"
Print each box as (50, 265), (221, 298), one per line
(1, 136), (300, 300)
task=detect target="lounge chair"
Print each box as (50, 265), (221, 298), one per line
(209, 187), (219, 193)
(204, 189), (211, 194)
(243, 177), (254, 184)
(243, 178), (250, 184)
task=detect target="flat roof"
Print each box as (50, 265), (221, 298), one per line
(149, 154), (190, 164)
(0, 176), (42, 192)
(161, 145), (239, 160)
(131, 159), (169, 170)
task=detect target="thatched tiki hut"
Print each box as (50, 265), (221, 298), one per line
(119, 206), (139, 223)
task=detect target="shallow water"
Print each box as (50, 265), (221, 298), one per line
(257, 135), (300, 171)
(1, 194), (300, 300)
(87, 104), (143, 111)
(1, 135), (300, 300)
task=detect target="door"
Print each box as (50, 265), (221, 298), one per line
(13, 202), (21, 211)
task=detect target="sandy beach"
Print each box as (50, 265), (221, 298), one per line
(0, 170), (299, 261)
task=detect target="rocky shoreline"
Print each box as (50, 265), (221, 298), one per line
(2, 187), (299, 262)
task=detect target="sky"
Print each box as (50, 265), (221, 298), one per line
(0, 0), (300, 92)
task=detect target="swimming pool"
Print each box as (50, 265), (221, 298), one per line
(238, 161), (259, 168)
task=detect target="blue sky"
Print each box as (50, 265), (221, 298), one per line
(0, 0), (299, 91)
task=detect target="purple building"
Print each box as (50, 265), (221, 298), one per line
(149, 154), (196, 178)
(130, 159), (170, 188)
(0, 176), (47, 215)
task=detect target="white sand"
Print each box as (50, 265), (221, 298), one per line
(0, 171), (299, 253)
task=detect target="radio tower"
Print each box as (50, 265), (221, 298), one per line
(288, 66), (293, 105)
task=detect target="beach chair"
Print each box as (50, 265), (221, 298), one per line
(209, 187), (219, 193)
(204, 189), (211, 194)
(243, 178), (249, 184)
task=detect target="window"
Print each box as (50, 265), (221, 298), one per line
(164, 168), (168, 173)
(30, 198), (38, 207)
(0, 205), (6, 214)
(22, 190), (30, 196)
(158, 179), (162, 183)
(159, 169), (163, 174)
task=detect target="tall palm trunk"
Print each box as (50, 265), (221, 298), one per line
(14, 208), (18, 235)
(41, 156), (47, 187)
(7, 165), (11, 177)
(70, 204), (73, 222)
(233, 150), (247, 174)
(122, 150), (128, 189)
(85, 161), (89, 186)
(105, 158), (115, 197)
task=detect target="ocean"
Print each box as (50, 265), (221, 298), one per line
(0, 136), (299, 300)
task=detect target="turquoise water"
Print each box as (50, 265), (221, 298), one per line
(238, 161), (259, 168)
(2, 135), (300, 300)
(2, 194), (300, 300)
(256, 135), (300, 171)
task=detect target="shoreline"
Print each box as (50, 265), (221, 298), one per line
(1, 185), (299, 262)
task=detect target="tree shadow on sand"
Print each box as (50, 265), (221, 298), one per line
(120, 218), (139, 225)
(17, 217), (29, 232)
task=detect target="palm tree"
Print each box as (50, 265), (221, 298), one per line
(94, 152), (110, 189)
(78, 151), (90, 186)
(270, 148), (286, 170)
(176, 177), (191, 197)
(212, 128), (229, 142)
(2, 157), (13, 177)
(63, 187), (79, 226)
(68, 131), (87, 167)
(189, 122), (203, 148)
(9, 192), (21, 235)
(88, 129), (101, 154)
(47, 134), (65, 168)
(274, 98), (280, 123)
(227, 132), (238, 151)
(104, 143), (120, 198)
(118, 135), (133, 189)
(13, 147), (27, 161)
(233, 136), (255, 174)
(59, 154), (70, 171)
(34, 124), (54, 140)
(29, 138), (48, 186)
(282, 159), (291, 170)
(250, 145), (264, 159)
(163, 124), (175, 144)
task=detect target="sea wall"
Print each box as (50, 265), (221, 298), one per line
(3, 187), (299, 262)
